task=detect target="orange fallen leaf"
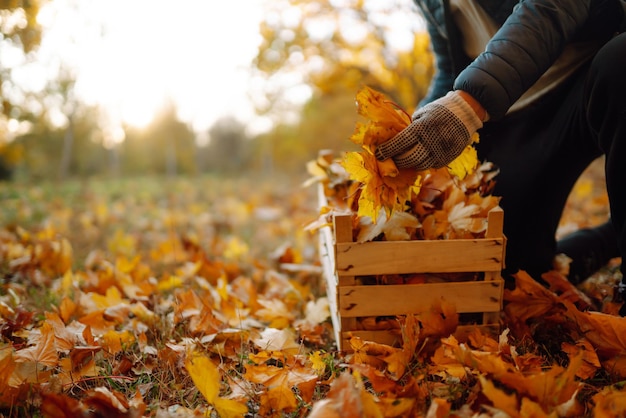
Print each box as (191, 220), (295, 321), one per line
(478, 375), (519, 417)
(562, 339), (601, 379)
(258, 384), (298, 416)
(541, 270), (592, 310)
(57, 296), (77, 324)
(499, 351), (583, 411)
(43, 312), (77, 352)
(504, 270), (567, 325)
(568, 306), (626, 359)
(418, 299), (458, 341)
(592, 386), (626, 417)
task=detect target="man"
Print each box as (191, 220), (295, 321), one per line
(374, 0), (626, 313)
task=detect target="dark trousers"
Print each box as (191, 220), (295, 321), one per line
(475, 33), (625, 285)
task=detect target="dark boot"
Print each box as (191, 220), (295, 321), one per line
(556, 220), (619, 285)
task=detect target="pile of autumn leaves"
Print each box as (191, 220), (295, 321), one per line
(2, 212), (626, 417)
(1, 86), (626, 417)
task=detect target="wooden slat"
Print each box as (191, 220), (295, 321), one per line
(318, 226), (341, 347)
(335, 238), (505, 276)
(333, 214), (353, 244)
(332, 212), (358, 340)
(339, 280), (503, 317)
(486, 206), (504, 239)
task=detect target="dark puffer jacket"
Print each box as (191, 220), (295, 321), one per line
(415, 0), (626, 120)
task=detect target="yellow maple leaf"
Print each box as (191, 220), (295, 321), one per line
(342, 151), (371, 185)
(100, 330), (135, 355)
(447, 145), (478, 180)
(308, 351), (327, 376)
(342, 150), (421, 221)
(185, 352), (248, 418)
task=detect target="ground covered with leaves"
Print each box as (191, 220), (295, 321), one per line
(0, 162), (625, 417)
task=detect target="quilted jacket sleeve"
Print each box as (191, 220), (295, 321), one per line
(454, 0), (624, 120)
(417, 0), (470, 106)
(419, 16), (456, 105)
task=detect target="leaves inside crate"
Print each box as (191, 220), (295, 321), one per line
(307, 160), (501, 242)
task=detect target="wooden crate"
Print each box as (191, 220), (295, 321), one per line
(318, 186), (506, 352)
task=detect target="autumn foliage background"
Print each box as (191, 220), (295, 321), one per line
(2, 1), (626, 417)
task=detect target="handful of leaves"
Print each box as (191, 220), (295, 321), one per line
(306, 86), (497, 243)
(342, 86), (480, 222)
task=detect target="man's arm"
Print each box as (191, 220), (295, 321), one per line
(454, 0), (623, 120)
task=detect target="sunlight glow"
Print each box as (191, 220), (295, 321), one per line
(36, 0), (266, 132)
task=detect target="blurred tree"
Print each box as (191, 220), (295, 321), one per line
(200, 116), (251, 175)
(251, 0), (434, 174)
(0, 0), (42, 52)
(65, 105), (112, 177)
(121, 101), (197, 176)
(15, 118), (65, 181)
(0, 0), (45, 179)
(48, 65), (80, 180)
(252, 94), (361, 175)
(253, 0), (432, 114)
(13, 102), (111, 181)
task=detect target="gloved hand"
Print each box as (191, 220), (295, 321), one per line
(375, 91), (484, 170)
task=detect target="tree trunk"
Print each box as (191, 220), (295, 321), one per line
(59, 117), (74, 180)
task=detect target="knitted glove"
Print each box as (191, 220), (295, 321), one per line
(375, 91), (484, 170)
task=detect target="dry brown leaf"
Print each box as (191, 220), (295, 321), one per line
(81, 387), (146, 418)
(44, 312), (77, 352)
(14, 321), (58, 368)
(568, 307), (626, 359)
(40, 392), (86, 418)
(541, 270), (593, 310)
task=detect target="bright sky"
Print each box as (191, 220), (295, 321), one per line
(34, 0), (269, 136)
